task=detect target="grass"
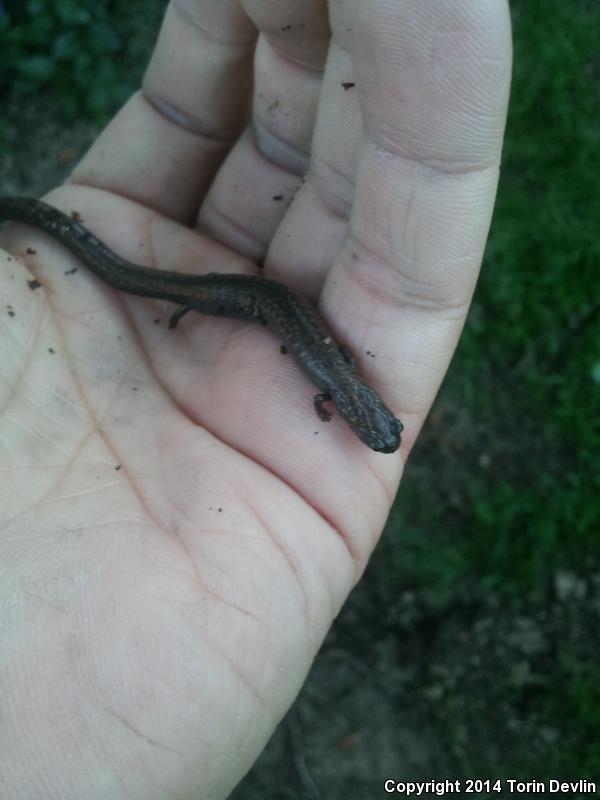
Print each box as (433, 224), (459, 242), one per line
(0, 0), (165, 120)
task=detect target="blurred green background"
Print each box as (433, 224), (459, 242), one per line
(1, 0), (598, 794)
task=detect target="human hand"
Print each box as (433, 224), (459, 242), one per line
(0, 1), (511, 797)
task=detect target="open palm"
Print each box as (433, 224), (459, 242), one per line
(0, 2), (511, 798)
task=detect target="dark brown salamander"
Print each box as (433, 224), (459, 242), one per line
(0, 197), (402, 452)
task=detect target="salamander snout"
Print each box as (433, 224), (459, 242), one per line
(331, 382), (403, 454)
(368, 408), (403, 453)
(372, 415), (403, 453)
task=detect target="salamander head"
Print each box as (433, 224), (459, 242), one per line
(331, 381), (403, 454)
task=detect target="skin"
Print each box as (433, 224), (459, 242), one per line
(0, 1), (512, 798)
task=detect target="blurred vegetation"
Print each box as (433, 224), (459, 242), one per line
(0, 0), (164, 120)
(1, 0), (598, 786)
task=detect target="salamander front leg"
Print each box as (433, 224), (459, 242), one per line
(169, 304), (193, 329)
(314, 393), (333, 422)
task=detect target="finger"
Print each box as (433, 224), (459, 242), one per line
(317, 0), (512, 449)
(70, 1), (257, 221)
(196, 0), (331, 260)
(266, 37), (365, 297)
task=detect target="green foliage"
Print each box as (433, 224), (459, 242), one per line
(468, 0), (600, 586)
(0, 0), (135, 120)
(543, 655), (600, 775)
(474, 0), (599, 425)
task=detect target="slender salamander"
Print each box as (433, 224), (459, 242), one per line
(0, 197), (402, 453)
